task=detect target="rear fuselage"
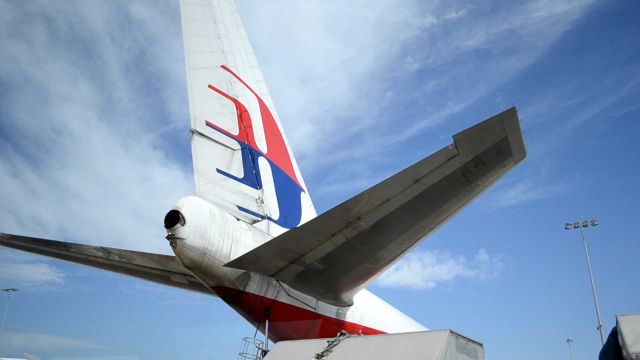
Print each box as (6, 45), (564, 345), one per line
(165, 196), (426, 341)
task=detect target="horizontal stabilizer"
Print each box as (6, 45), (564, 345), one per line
(0, 233), (211, 295)
(225, 108), (526, 306)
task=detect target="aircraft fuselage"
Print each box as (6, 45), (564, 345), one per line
(165, 196), (426, 341)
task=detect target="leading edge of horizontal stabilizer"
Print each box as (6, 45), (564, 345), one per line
(0, 233), (211, 295)
(226, 107), (526, 306)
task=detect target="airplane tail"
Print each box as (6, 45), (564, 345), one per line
(226, 108), (526, 306)
(180, 0), (316, 236)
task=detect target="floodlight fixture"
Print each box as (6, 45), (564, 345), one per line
(1, 287), (20, 341)
(564, 218), (604, 345)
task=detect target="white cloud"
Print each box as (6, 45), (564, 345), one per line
(0, 0), (598, 255)
(0, 331), (103, 351)
(488, 178), (571, 210)
(0, 262), (64, 284)
(0, 252), (64, 285)
(0, 1), (191, 254)
(376, 249), (503, 290)
(237, 0), (597, 184)
(518, 61), (640, 157)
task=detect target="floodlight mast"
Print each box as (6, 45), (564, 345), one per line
(0, 288), (19, 343)
(566, 338), (575, 360)
(564, 218), (605, 345)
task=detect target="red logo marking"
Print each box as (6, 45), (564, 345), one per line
(206, 65), (302, 189)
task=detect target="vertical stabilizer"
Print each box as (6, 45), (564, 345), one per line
(180, 0), (316, 236)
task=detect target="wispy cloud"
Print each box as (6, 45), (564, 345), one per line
(0, 331), (103, 351)
(0, 261), (64, 285)
(0, 1), (191, 254)
(487, 178), (571, 210)
(0, 252), (64, 285)
(239, 0), (597, 187)
(553, 76), (640, 133)
(520, 65), (640, 155)
(0, 0), (599, 251)
(376, 249), (503, 290)
(117, 279), (210, 306)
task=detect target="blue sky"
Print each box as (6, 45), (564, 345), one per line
(0, 0), (639, 359)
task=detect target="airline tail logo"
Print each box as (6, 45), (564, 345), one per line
(205, 65), (303, 229)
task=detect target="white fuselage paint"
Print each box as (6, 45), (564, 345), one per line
(166, 196), (426, 335)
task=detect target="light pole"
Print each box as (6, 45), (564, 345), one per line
(564, 218), (605, 345)
(0, 288), (19, 343)
(566, 338), (575, 360)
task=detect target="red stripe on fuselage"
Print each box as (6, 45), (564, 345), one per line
(212, 286), (385, 342)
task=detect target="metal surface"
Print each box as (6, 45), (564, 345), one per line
(565, 218), (605, 344)
(181, 0), (317, 236)
(0, 0), (529, 342)
(618, 313), (640, 360)
(0, 234), (210, 295)
(0, 288), (19, 343)
(227, 108), (527, 306)
(566, 338), (575, 360)
(238, 337), (265, 360)
(581, 225), (605, 344)
(263, 330), (484, 360)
